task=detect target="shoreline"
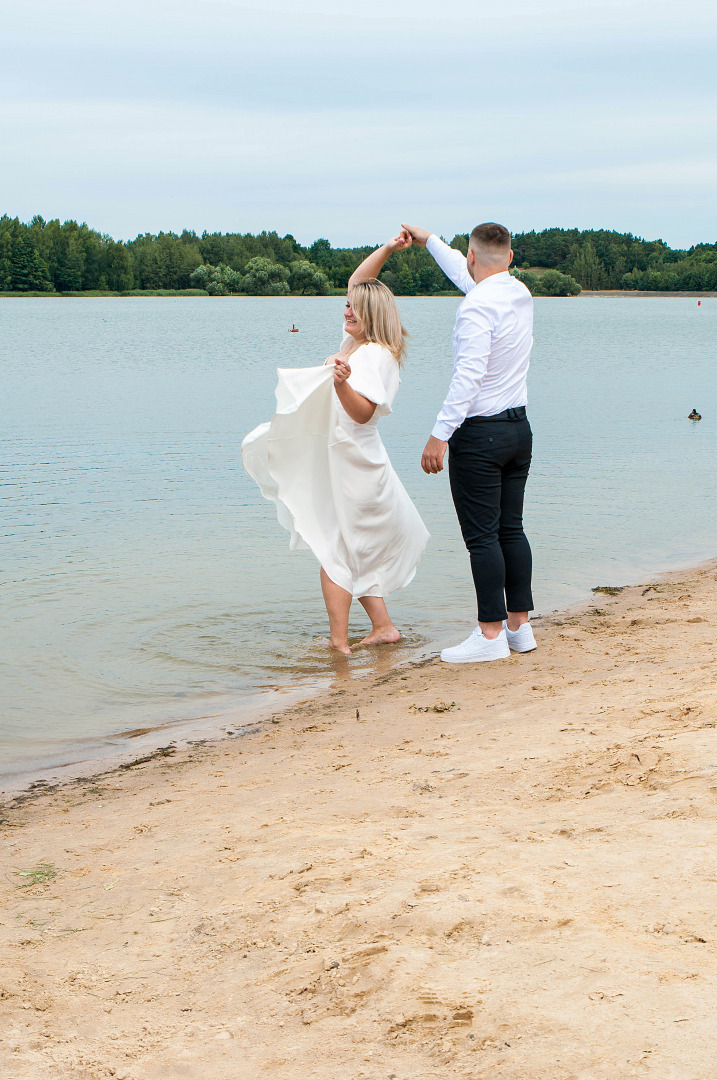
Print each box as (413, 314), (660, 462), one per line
(1, 289), (716, 299)
(0, 550), (708, 801)
(0, 679), (330, 800)
(576, 289), (717, 298)
(3, 554), (717, 1077)
(3, 553), (716, 800)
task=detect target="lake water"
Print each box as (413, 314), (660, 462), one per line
(1, 295), (716, 783)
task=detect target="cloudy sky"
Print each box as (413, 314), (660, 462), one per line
(2, 0), (716, 247)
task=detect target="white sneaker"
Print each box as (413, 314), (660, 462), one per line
(503, 621), (537, 652)
(440, 627), (510, 664)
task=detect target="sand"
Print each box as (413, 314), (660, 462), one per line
(2, 560), (717, 1080)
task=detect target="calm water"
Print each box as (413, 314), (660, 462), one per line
(1, 295), (716, 780)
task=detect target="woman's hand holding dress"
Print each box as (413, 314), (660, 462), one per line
(332, 357), (351, 384)
(242, 322), (429, 601)
(331, 356), (376, 425)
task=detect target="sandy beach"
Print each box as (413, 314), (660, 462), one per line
(2, 560), (717, 1079)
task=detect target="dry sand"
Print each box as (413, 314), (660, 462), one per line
(2, 561), (717, 1080)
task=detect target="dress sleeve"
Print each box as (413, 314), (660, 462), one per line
(347, 343), (400, 418)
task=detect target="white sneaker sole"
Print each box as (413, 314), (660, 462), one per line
(507, 640), (537, 653)
(440, 643), (510, 664)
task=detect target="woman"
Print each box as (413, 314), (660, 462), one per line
(242, 234), (429, 654)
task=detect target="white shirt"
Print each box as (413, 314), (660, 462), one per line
(426, 234), (534, 442)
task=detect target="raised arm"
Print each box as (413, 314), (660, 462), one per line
(348, 232), (412, 287)
(402, 223), (474, 294)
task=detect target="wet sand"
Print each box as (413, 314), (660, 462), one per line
(2, 559), (717, 1079)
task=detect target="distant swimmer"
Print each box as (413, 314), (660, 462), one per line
(688, 409), (702, 421)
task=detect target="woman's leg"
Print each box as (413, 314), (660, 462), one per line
(357, 595), (401, 645)
(320, 568), (353, 655)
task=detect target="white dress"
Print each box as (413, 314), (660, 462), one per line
(242, 341), (429, 598)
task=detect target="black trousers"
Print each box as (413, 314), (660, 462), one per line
(448, 408), (533, 624)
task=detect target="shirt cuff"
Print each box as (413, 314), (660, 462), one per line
(425, 234), (443, 256)
(431, 419), (456, 442)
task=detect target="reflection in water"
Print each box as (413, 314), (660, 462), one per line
(318, 636), (408, 685)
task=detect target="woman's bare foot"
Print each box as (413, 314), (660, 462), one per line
(329, 639), (352, 656)
(358, 626), (401, 645)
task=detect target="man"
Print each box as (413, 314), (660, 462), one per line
(401, 222), (536, 663)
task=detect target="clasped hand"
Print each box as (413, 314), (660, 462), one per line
(386, 229), (412, 253)
(326, 355), (351, 384)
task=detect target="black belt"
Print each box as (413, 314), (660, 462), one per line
(464, 406), (527, 423)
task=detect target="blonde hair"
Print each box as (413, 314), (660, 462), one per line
(350, 279), (408, 365)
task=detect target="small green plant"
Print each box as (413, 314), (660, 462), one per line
(14, 863), (58, 888)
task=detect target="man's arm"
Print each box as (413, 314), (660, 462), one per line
(433, 305), (492, 439)
(401, 224), (473, 294)
(420, 305), (492, 473)
(426, 235), (474, 295)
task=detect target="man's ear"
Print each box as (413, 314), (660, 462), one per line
(467, 247), (475, 266)
(509, 248), (514, 266)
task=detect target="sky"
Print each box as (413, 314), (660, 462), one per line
(2, 0), (716, 248)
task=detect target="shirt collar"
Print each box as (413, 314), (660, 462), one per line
(471, 270), (511, 289)
(462, 270), (511, 299)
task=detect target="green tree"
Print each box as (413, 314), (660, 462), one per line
(5, 214), (717, 296)
(267, 232), (302, 266)
(103, 241), (134, 291)
(288, 260), (330, 295)
(55, 233), (86, 291)
(10, 227), (54, 291)
(392, 264), (418, 295)
(415, 255), (449, 293)
(536, 269), (581, 296)
(571, 240), (604, 290)
(128, 231), (203, 290)
(512, 268), (581, 296)
(308, 238), (333, 268)
(190, 262), (243, 295)
(242, 257), (290, 295)
(449, 234), (469, 256)
(0, 223), (12, 289)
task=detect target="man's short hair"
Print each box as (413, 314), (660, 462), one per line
(470, 222), (511, 251)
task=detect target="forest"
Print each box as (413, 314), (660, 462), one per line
(2, 214), (716, 296)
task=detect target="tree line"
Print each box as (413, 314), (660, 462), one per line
(2, 214), (716, 297)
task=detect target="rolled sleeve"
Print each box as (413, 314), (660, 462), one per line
(426, 234), (474, 294)
(431, 305), (492, 440)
